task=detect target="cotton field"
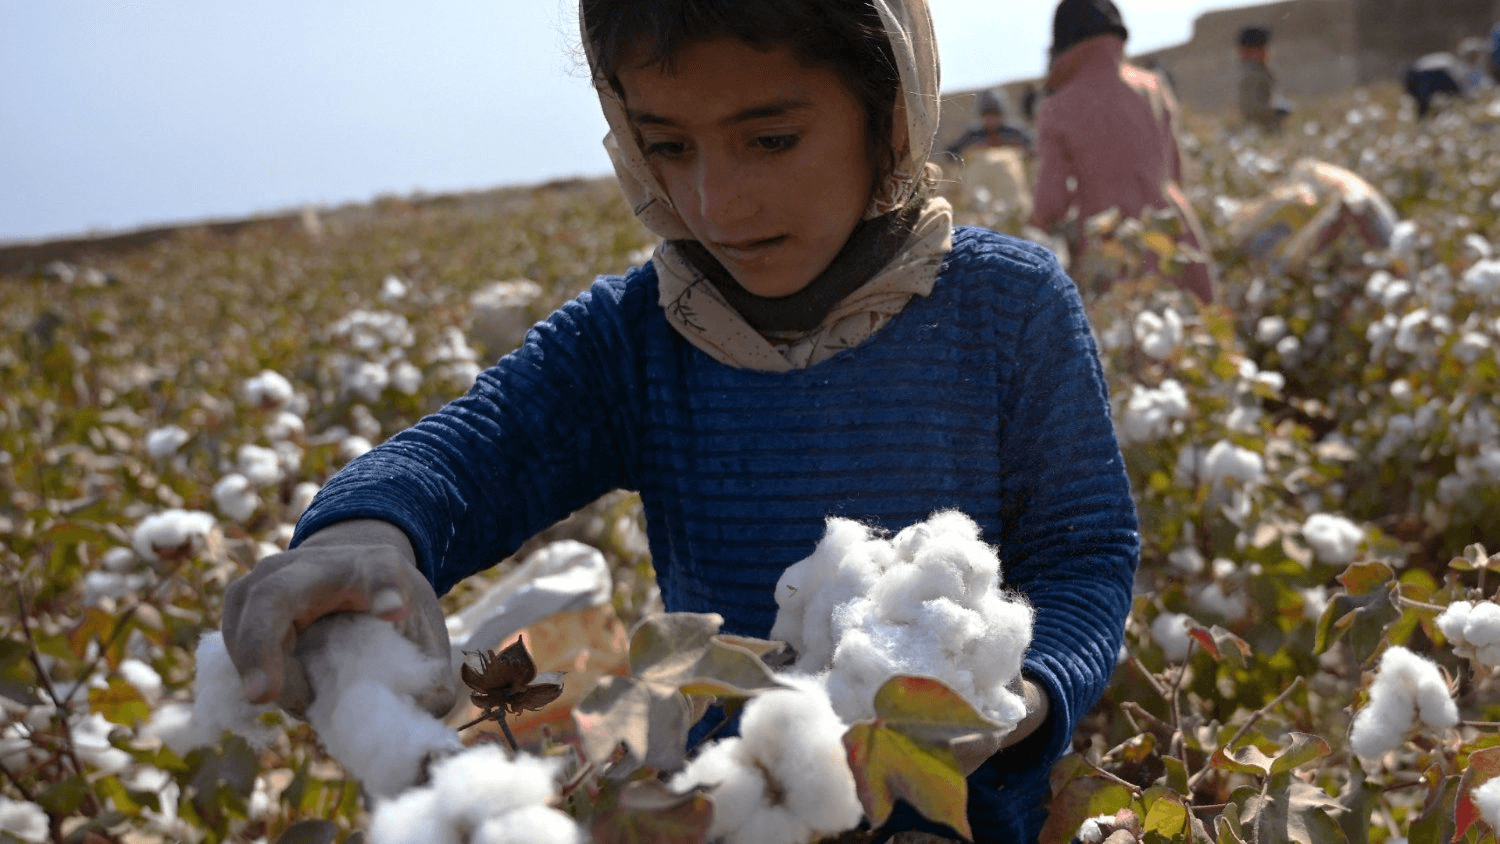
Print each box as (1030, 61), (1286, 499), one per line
(6, 83), (1500, 842)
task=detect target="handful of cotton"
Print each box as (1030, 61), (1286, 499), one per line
(770, 510), (1034, 731)
(177, 616), (461, 800)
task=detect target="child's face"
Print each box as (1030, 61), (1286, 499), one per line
(617, 38), (876, 298)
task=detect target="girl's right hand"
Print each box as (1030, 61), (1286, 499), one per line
(220, 519), (456, 719)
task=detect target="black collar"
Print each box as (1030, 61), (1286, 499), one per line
(672, 200), (922, 333)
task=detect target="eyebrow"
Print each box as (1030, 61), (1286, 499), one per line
(628, 97), (813, 128)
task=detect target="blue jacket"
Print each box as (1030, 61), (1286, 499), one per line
(295, 225), (1140, 841)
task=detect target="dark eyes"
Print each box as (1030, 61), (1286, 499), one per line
(642, 134), (801, 159)
(754, 134), (799, 153)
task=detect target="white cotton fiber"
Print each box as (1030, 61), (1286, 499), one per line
(0, 796), (48, 844)
(1348, 646), (1458, 762)
(772, 511), (1033, 730)
(191, 632), (280, 750)
(1474, 778), (1500, 830)
(366, 744), (580, 844)
(472, 805), (585, 844)
(367, 786), (458, 844)
(1300, 513), (1364, 566)
(1151, 613), (1195, 663)
(298, 615), (462, 799)
(770, 518), (892, 669)
(1436, 600), (1500, 667)
(671, 679), (862, 844)
(132, 509), (216, 562)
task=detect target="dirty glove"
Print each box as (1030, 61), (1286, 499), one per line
(950, 677), (1051, 775)
(221, 519), (457, 719)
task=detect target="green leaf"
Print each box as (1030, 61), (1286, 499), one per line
(867, 675), (1000, 744)
(1238, 780), (1349, 844)
(1142, 787), (1189, 837)
(1038, 754), (1136, 844)
(36, 773), (91, 815)
(89, 675), (152, 727)
(1213, 733), (1330, 778)
(1187, 624), (1251, 668)
(843, 720), (970, 841)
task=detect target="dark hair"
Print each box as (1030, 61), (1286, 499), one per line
(1050, 0), (1129, 57)
(1238, 25), (1270, 48)
(581, 0), (902, 190)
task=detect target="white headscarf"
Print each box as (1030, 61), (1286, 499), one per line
(583, 0), (954, 371)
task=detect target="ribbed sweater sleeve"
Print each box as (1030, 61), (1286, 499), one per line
(996, 259), (1139, 765)
(292, 277), (646, 594)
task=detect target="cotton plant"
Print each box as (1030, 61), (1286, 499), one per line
(769, 510), (1033, 730)
(131, 509), (217, 563)
(1348, 646), (1459, 764)
(1300, 513), (1364, 567)
(368, 745), (581, 844)
(669, 677), (863, 844)
(1435, 601), (1500, 668)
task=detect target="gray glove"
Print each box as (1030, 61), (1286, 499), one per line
(221, 519), (457, 719)
(950, 677), (1051, 775)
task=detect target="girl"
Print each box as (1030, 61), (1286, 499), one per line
(222, 1), (1139, 840)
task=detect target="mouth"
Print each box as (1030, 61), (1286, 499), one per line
(715, 235), (787, 263)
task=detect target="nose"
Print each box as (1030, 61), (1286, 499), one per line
(689, 148), (756, 230)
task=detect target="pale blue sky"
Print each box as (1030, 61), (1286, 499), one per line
(0, 1), (1244, 243)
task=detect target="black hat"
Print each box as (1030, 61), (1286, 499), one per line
(1051, 0), (1129, 57)
(1238, 25), (1270, 48)
(977, 90), (1004, 115)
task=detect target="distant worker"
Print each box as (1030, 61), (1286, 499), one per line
(1237, 25), (1291, 134)
(1403, 41), (1487, 119)
(1029, 0), (1216, 303)
(1490, 22), (1500, 84)
(942, 90), (1033, 162)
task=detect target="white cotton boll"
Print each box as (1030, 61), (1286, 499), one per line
(472, 805), (584, 844)
(1076, 813), (1119, 844)
(870, 561), (966, 625)
(299, 615), (461, 799)
(340, 435), (374, 462)
(1436, 601), (1474, 649)
(120, 658), (163, 704)
(427, 745), (564, 828)
(132, 509), (216, 563)
(1461, 259), (1500, 298)
(1349, 646), (1457, 762)
(1301, 513), (1363, 566)
(289, 482), (321, 516)
(1120, 379), (1190, 444)
(101, 546), (136, 572)
(895, 510), (1000, 597)
(191, 632), (280, 750)
(140, 702), (204, 757)
(82, 570), (148, 606)
(1133, 309), (1183, 360)
(1389, 378), (1413, 404)
(1473, 778), (1500, 831)
(390, 360), (423, 395)
(368, 786), (459, 844)
(734, 681), (862, 836)
(265, 411), (305, 443)
(1389, 220), (1418, 257)
(770, 518), (889, 669)
(145, 425), (191, 459)
(237, 444), (283, 487)
(1301, 586), (1329, 619)
(212, 473), (259, 524)
(823, 626), (903, 722)
(1464, 602), (1500, 649)
(1255, 315), (1289, 344)
(0, 796), (48, 843)
(674, 683), (861, 844)
(1202, 440), (1264, 488)
(1167, 546), (1205, 575)
(346, 361), (391, 402)
(71, 713), (131, 775)
(1225, 404), (1262, 434)
(242, 370), (296, 411)
(1195, 584), (1247, 622)
(380, 275), (409, 303)
(1151, 613), (1195, 662)
(1454, 332), (1493, 365)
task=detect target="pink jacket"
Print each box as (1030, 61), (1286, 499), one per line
(1029, 35), (1215, 303)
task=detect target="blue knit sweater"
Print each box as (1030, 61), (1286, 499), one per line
(295, 226), (1139, 841)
